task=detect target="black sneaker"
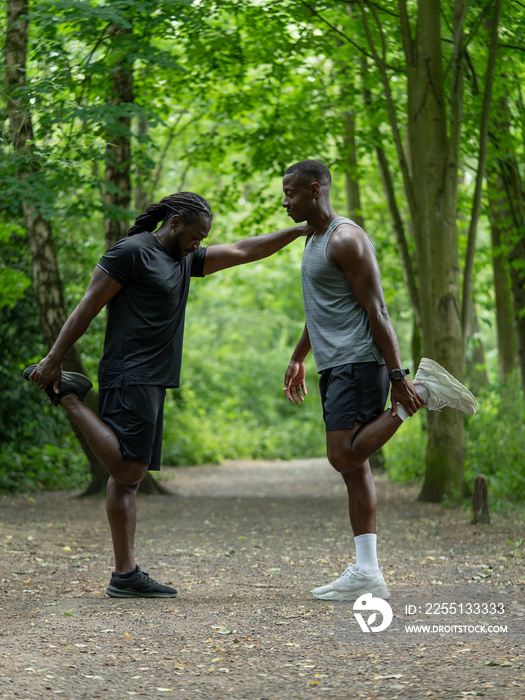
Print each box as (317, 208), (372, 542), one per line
(23, 364), (93, 406)
(106, 566), (178, 598)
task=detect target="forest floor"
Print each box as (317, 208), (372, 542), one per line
(0, 458), (524, 699)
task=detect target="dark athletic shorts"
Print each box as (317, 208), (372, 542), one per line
(319, 362), (390, 431)
(99, 384), (166, 470)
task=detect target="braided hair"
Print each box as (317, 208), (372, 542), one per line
(127, 192), (212, 236)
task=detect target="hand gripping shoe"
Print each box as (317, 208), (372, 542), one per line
(23, 364), (93, 406)
(414, 358), (478, 415)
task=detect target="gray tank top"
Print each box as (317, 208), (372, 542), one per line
(301, 216), (385, 372)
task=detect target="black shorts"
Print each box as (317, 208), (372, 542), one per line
(99, 384), (166, 470)
(319, 362), (389, 431)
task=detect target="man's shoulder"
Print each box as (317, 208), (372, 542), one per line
(330, 222), (371, 248)
(110, 232), (151, 251)
(327, 221), (376, 267)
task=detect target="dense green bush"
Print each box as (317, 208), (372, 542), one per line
(0, 441), (88, 494)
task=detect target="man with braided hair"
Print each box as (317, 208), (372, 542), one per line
(24, 192), (312, 598)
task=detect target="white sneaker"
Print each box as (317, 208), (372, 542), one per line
(312, 564), (391, 601)
(414, 358), (478, 415)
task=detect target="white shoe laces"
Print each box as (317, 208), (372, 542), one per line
(338, 564), (358, 581)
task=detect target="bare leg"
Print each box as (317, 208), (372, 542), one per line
(326, 410), (401, 535)
(59, 395), (122, 469)
(106, 474), (147, 573)
(59, 394), (148, 573)
(341, 459), (377, 535)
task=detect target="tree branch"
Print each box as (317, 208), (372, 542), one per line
(296, 0), (404, 72)
(357, 0), (416, 216)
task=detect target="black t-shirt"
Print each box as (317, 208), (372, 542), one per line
(96, 232), (206, 389)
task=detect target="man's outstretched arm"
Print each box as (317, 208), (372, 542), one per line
(28, 267), (122, 394)
(202, 223), (313, 276)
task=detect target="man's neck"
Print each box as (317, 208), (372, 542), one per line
(308, 207), (339, 236)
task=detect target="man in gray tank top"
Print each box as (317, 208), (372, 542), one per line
(282, 160), (478, 602)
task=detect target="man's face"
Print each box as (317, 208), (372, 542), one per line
(282, 173), (315, 223)
(169, 215), (212, 260)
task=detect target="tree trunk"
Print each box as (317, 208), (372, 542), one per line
(104, 21), (134, 250)
(489, 91), (525, 394)
(5, 0), (107, 493)
(358, 0), (469, 500)
(465, 302), (488, 391)
(134, 114), (150, 214)
(405, 0), (465, 502)
(496, 162), (525, 396)
(341, 95), (384, 469)
(343, 110), (364, 229)
(487, 170), (518, 381)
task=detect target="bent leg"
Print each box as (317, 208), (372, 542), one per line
(59, 394), (123, 473)
(327, 409), (402, 473)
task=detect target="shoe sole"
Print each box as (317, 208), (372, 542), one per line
(106, 584), (178, 598)
(23, 365), (93, 405)
(416, 358), (478, 414)
(312, 582), (391, 602)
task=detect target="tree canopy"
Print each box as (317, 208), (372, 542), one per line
(2, 0), (524, 503)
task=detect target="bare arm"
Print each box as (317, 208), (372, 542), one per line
(202, 223), (313, 276)
(327, 225), (423, 416)
(28, 266), (123, 393)
(284, 324), (312, 404)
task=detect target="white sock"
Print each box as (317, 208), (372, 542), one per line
(390, 384), (429, 420)
(414, 383), (429, 403)
(393, 403), (408, 421)
(354, 533), (379, 576)
(397, 403), (408, 422)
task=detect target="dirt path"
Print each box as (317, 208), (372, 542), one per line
(1, 459), (524, 699)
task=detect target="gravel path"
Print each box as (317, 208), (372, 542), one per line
(1, 458), (524, 699)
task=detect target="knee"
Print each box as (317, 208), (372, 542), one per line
(109, 462), (148, 488)
(327, 445), (362, 474)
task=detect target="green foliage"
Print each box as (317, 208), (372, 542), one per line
(162, 242), (326, 465)
(383, 378), (525, 503)
(464, 378), (525, 503)
(0, 228), (89, 494)
(0, 441), (87, 494)
(382, 413), (428, 484)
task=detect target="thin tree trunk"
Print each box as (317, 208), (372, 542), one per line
(498, 156), (525, 395)
(134, 114), (150, 214)
(342, 97), (384, 469)
(489, 90), (525, 394)
(343, 110), (364, 229)
(104, 21), (134, 250)
(460, 0), (501, 343)
(487, 171), (518, 381)
(465, 302), (488, 391)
